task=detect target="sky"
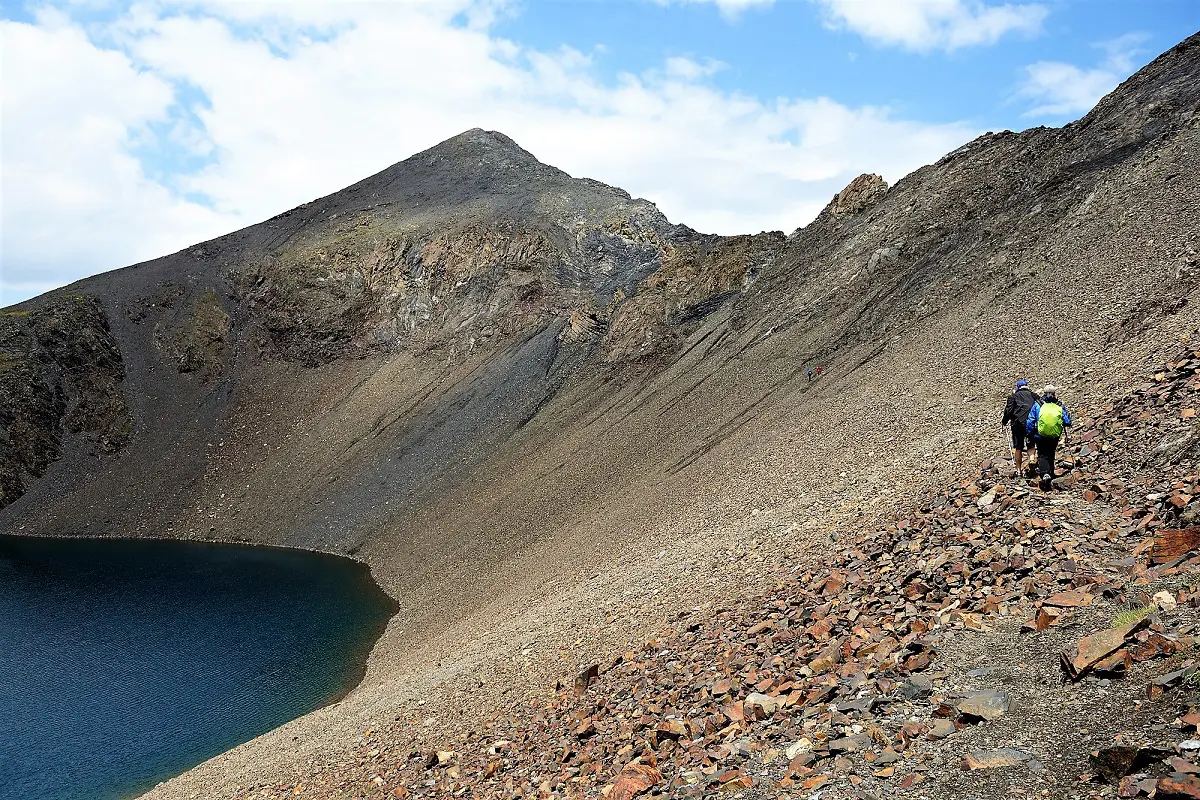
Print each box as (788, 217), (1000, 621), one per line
(1, 0), (1197, 305)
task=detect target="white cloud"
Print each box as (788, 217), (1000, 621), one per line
(0, 9), (239, 304)
(812, 0), (1047, 52)
(663, 55), (724, 80)
(1016, 62), (1117, 117)
(1016, 33), (1148, 117)
(1, 1), (980, 304)
(652, 0), (775, 19)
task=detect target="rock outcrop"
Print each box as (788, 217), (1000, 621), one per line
(823, 172), (888, 219)
(236, 129), (693, 364)
(602, 233), (784, 364)
(0, 296), (130, 508)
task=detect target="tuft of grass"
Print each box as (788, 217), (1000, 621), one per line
(1111, 605), (1155, 628)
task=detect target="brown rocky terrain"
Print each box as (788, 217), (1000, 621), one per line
(2, 29), (1199, 800)
(224, 346), (1200, 800)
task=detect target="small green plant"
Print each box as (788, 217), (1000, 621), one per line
(1111, 605), (1155, 628)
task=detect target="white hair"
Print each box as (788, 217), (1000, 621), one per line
(1043, 385), (1057, 395)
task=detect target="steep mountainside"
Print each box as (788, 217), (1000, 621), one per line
(2, 30), (1200, 800)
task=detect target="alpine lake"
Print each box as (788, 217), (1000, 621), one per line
(0, 534), (396, 800)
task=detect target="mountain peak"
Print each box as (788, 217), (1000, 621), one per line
(334, 127), (645, 226)
(446, 128), (527, 151)
(415, 127), (543, 171)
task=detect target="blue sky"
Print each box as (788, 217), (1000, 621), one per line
(2, 0), (1197, 305)
(500, 1), (1196, 119)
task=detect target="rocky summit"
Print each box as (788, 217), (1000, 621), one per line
(3, 30), (1200, 800)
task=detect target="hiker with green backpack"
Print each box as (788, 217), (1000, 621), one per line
(1025, 385), (1072, 490)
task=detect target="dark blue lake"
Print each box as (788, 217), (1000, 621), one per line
(0, 535), (396, 800)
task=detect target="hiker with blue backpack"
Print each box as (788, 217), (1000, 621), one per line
(1025, 385), (1072, 490)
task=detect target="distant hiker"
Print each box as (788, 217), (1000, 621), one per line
(1001, 379), (1040, 475)
(815, 365), (824, 377)
(807, 368), (814, 381)
(1025, 385), (1072, 490)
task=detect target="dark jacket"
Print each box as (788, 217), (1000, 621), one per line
(1002, 387), (1040, 428)
(1025, 396), (1072, 437)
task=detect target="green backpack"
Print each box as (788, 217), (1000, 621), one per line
(1037, 402), (1065, 438)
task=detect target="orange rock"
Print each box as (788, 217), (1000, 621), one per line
(823, 572), (847, 596)
(718, 770), (753, 789)
(654, 719), (687, 743)
(1151, 529), (1200, 564)
(808, 640), (843, 674)
(1158, 774), (1200, 799)
(1022, 607), (1062, 632)
(1062, 617), (1151, 679)
(747, 620), (773, 636)
(1092, 648), (1131, 675)
(610, 764), (662, 800)
(960, 749), (1030, 770)
(1044, 590), (1094, 608)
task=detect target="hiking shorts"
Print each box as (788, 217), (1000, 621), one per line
(1011, 426), (1031, 450)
